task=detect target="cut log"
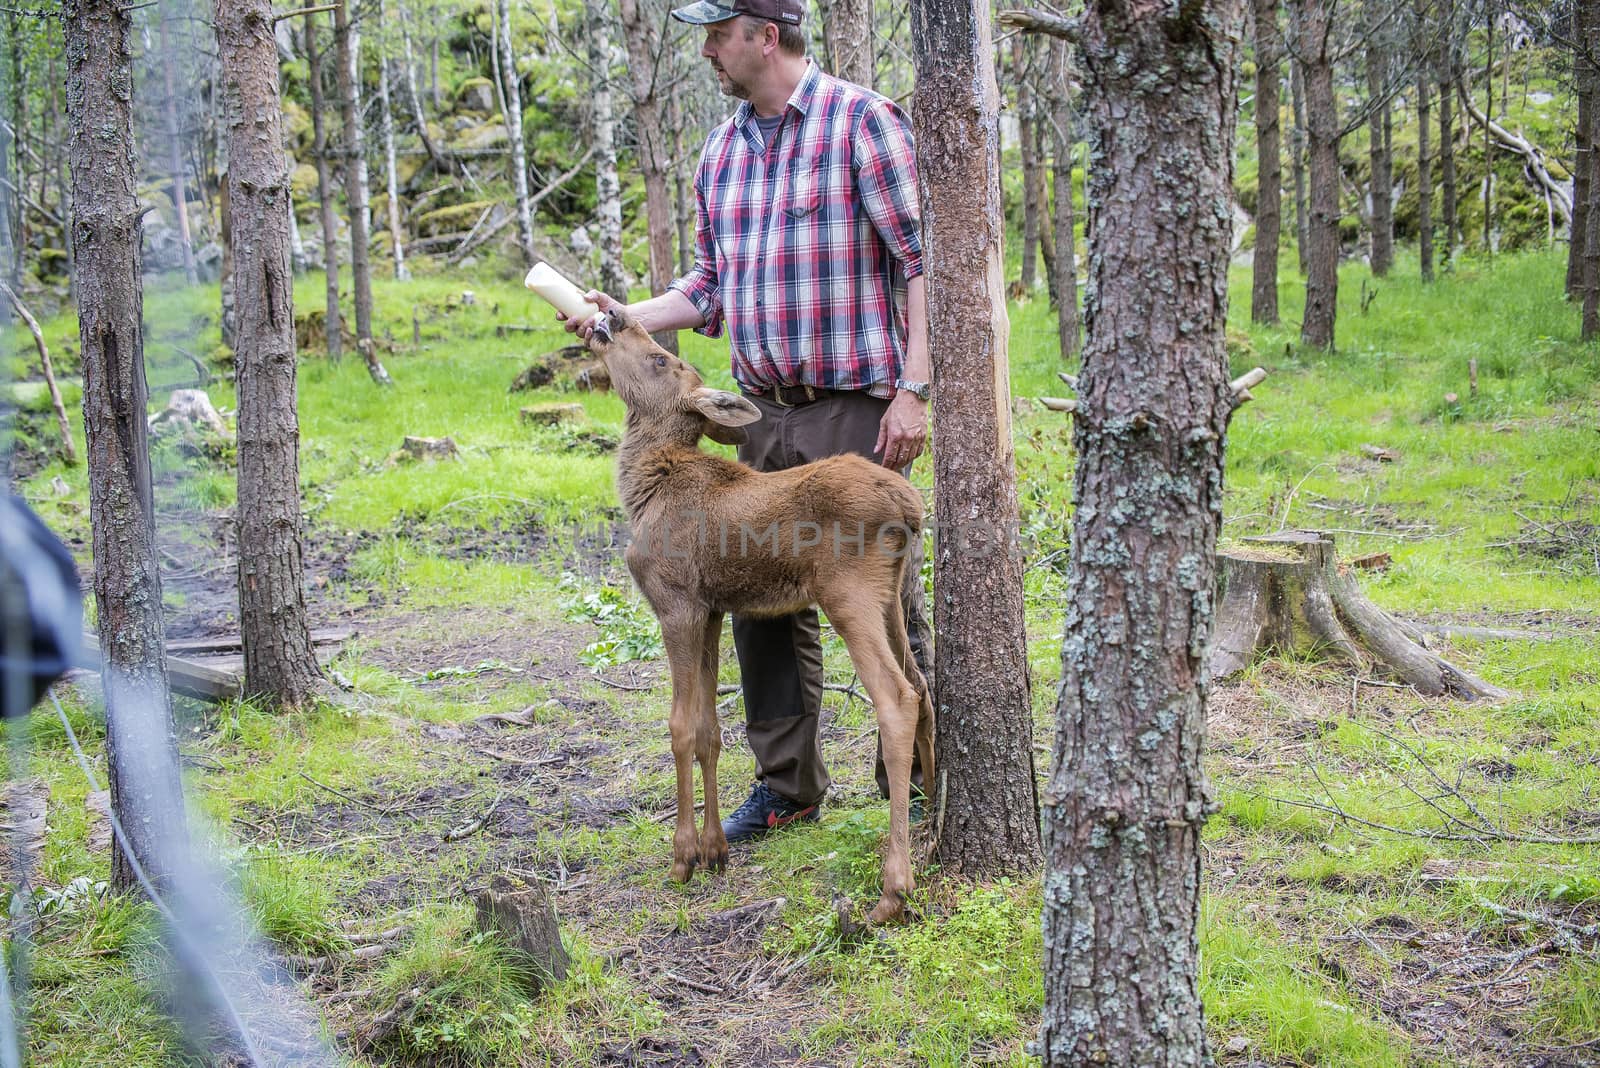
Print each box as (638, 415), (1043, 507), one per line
(470, 873), (570, 992)
(1209, 531), (1507, 700)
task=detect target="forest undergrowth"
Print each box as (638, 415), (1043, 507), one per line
(3, 249), (1599, 1066)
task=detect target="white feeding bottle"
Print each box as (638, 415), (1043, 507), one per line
(524, 261), (600, 322)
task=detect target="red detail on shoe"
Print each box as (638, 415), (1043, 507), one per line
(765, 804), (818, 829)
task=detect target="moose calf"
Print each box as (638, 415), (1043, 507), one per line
(587, 309), (934, 923)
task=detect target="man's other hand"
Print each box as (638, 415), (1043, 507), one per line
(876, 391), (927, 471)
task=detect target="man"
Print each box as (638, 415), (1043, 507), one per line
(570, 0), (931, 842)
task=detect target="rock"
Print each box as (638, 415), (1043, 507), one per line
(459, 256), (478, 269)
(416, 200), (497, 237)
(569, 226), (593, 258)
(290, 162), (320, 200)
(460, 290), (477, 306)
(1225, 1036), (1251, 1055)
(451, 122), (509, 152)
(150, 389), (229, 438)
(573, 363), (611, 393)
(519, 403), (585, 427)
(1358, 443), (1398, 462)
(455, 77), (497, 114)
(470, 874), (570, 992)
(401, 436), (459, 461)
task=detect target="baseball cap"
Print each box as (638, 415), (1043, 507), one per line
(670, 0), (804, 25)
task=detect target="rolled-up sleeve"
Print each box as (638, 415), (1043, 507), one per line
(853, 99), (923, 280)
(667, 154), (726, 338)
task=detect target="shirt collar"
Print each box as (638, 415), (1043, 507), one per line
(733, 59), (821, 129)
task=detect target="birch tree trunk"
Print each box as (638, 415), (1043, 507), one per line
(335, 0), (388, 384)
(821, 0), (874, 89)
(217, 0), (324, 709)
(1365, 13), (1394, 276)
(1439, 59), (1458, 262)
(1042, 38), (1078, 360)
(1039, 0), (1243, 1060)
(398, 3), (451, 175)
(377, 5), (408, 282)
(305, 13), (342, 363)
(1483, 8), (1493, 256)
(1251, 0), (1281, 323)
(493, 0), (535, 267)
(910, 0), (1041, 878)
(1584, 0), (1600, 341)
(587, 0), (624, 297)
(618, 0), (679, 354)
(1291, 0), (1338, 349)
(65, 0), (189, 890)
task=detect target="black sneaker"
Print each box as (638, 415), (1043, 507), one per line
(722, 783), (819, 843)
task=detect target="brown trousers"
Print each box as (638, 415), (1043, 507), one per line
(732, 389), (933, 806)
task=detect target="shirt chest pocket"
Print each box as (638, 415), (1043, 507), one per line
(783, 159), (821, 221)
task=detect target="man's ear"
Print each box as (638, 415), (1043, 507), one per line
(685, 387), (761, 428)
(703, 421), (748, 447)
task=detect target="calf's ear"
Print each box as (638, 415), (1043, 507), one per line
(686, 387), (761, 428)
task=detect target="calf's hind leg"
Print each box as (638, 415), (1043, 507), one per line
(696, 612), (728, 873)
(825, 598), (920, 924)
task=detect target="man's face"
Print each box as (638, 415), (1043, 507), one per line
(700, 17), (766, 100)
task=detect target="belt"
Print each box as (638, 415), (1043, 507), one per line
(765, 383), (838, 408)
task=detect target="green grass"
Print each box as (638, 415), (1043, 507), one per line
(5, 243), (1599, 1065)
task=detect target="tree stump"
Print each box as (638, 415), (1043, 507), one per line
(519, 403), (585, 427)
(470, 874), (569, 992)
(401, 435), (459, 461)
(1209, 531), (1506, 700)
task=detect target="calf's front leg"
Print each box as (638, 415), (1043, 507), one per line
(662, 616), (707, 883)
(696, 612), (728, 873)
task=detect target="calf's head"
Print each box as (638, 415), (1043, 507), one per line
(587, 307), (760, 447)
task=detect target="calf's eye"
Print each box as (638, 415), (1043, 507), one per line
(654, 355), (668, 368)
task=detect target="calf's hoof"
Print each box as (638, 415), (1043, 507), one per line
(669, 855), (699, 883)
(698, 830), (729, 874)
(868, 891), (907, 925)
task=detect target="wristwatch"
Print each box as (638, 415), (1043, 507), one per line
(894, 378), (931, 402)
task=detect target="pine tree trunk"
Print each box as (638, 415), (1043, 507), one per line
(159, 12), (198, 286)
(1292, 0), (1338, 349)
(618, 0), (679, 355)
(335, 0), (387, 384)
(670, 92), (693, 276)
(1584, 91), (1600, 340)
(216, 0), (324, 709)
(1252, 0), (1281, 323)
(0, 28), (14, 286)
(1569, 1), (1595, 300)
(1045, 39), (1079, 361)
(1365, 23), (1393, 277)
(1042, 0), (1243, 1060)
(65, 0), (189, 890)
(821, 0), (874, 89)
(305, 13), (342, 363)
(1014, 35), (1041, 292)
(493, 0), (535, 267)
(587, 0), (624, 297)
(9, 11), (27, 287)
(1289, 55), (1310, 275)
(1417, 71), (1434, 282)
(377, 4), (408, 282)
(910, 0), (1041, 878)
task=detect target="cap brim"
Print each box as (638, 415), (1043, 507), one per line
(670, 1), (739, 23)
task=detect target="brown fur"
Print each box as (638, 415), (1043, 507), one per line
(589, 310), (935, 923)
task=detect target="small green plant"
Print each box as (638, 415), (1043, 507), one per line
(558, 572), (663, 668)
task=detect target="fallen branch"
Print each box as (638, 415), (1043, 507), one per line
(0, 279), (77, 465)
(997, 7), (1079, 41)
(442, 792), (503, 841)
(1455, 79), (1572, 230)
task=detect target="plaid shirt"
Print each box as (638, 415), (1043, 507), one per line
(668, 61), (923, 398)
